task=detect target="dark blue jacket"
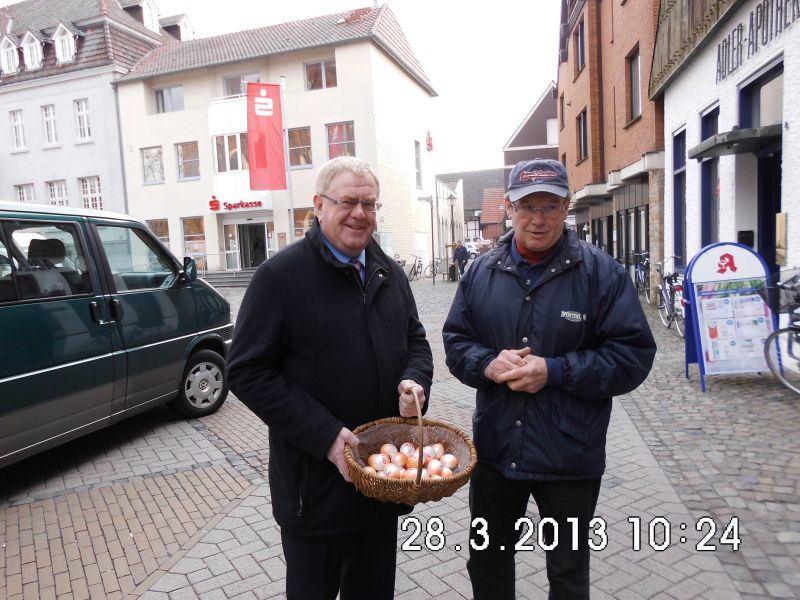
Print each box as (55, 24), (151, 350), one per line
(443, 229), (656, 480)
(227, 220), (433, 535)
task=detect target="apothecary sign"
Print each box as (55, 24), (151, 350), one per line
(716, 0), (799, 83)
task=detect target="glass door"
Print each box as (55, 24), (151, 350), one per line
(223, 224), (239, 270)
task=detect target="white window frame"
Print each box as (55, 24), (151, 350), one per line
(546, 118), (558, 145)
(42, 104), (58, 145)
(304, 59), (337, 91)
(287, 127), (312, 168)
(176, 141), (200, 180)
(155, 85), (184, 113)
(223, 73), (259, 97)
(79, 176), (102, 210)
(14, 183), (35, 203)
(326, 121), (355, 159)
(10, 110), (25, 150)
(47, 180), (68, 206)
(1, 37), (19, 74)
(214, 133), (249, 173)
(22, 33), (42, 70)
(414, 141), (422, 188)
(54, 26), (76, 63)
(74, 98), (92, 141)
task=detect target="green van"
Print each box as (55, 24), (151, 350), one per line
(0, 202), (233, 468)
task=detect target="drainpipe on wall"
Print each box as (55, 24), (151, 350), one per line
(112, 80), (130, 215)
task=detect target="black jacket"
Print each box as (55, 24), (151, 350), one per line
(227, 221), (433, 536)
(443, 229), (655, 480)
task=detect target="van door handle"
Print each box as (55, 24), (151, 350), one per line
(89, 301), (102, 323)
(109, 298), (124, 321)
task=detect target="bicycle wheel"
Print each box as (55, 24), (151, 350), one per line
(657, 287), (671, 328)
(673, 305), (684, 337)
(423, 265), (433, 278)
(643, 274), (651, 304)
(407, 266), (415, 282)
(764, 327), (800, 395)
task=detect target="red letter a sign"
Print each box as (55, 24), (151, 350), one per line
(247, 83), (287, 191)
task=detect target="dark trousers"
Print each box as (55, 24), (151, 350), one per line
(281, 518), (398, 600)
(458, 259), (467, 275)
(467, 462), (602, 600)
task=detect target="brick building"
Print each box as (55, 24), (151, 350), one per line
(557, 0), (664, 278)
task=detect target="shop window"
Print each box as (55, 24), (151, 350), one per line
(700, 107), (719, 246)
(672, 130), (686, 268)
(305, 59), (337, 90)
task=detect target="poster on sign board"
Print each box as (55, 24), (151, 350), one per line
(684, 242), (777, 391)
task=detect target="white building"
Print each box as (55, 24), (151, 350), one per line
(0, 0), (182, 212)
(651, 0), (799, 273)
(115, 6), (438, 272)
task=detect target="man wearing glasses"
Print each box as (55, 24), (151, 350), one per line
(443, 158), (656, 600)
(227, 156), (433, 599)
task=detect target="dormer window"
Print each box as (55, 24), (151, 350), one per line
(142, 1), (161, 33)
(22, 33), (42, 70)
(53, 25), (76, 64)
(0, 38), (19, 74)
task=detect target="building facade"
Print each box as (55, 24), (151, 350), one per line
(116, 6), (437, 272)
(0, 0), (177, 213)
(652, 0), (798, 274)
(503, 81), (559, 167)
(557, 0), (664, 278)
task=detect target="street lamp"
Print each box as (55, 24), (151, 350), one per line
(447, 194), (456, 244)
(418, 196), (436, 286)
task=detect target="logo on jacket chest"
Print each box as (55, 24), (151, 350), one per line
(560, 310), (585, 323)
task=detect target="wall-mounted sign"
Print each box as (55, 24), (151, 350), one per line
(209, 195), (263, 212)
(716, 0), (800, 83)
(684, 242), (778, 391)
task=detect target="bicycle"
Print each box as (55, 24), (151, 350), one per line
(630, 250), (651, 304)
(656, 255), (684, 338)
(423, 257), (442, 279)
(393, 253), (406, 268)
(407, 255), (423, 281)
(758, 269), (800, 395)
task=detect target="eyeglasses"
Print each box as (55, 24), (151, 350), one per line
(512, 203), (566, 217)
(320, 193), (381, 213)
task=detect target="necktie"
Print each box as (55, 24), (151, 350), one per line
(349, 258), (364, 282)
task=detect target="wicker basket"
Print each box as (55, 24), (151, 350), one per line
(343, 390), (477, 505)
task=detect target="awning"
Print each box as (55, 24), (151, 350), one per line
(688, 124), (782, 160)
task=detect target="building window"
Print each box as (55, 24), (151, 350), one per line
(672, 130), (686, 268)
(223, 73), (259, 97)
(288, 127), (312, 167)
(42, 104), (58, 145)
(182, 217), (206, 271)
(54, 27), (76, 63)
(79, 176), (102, 210)
(214, 133), (249, 173)
(327, 121), (355, 159)
(740, 63), (783, 128)
(577, 109), (588, 161)
(574, 19), (585, 73)
(0, 38), (19, 74)
(141, 146), (164, 184)
(47, 180), (68, 206)
(700, 107), (719, 246)
(176, 141), (200, 180)
(15, 183), (35, 203)
(415, 141), (422, 188)
(147, 219), (170, 245)
(9, 110), (25, 150)
(156, 86), (184, 113)
(74, 99), (91, 140)
(22, 34), (42, 70)
(627, 47), (641, 121)
(305, 59), (337, 90)
(546, 118), (558, 145)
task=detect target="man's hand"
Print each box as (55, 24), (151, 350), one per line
(327, 427), (359, 482)
(485, 348), (548, 394)
(398, 379), (426, 417)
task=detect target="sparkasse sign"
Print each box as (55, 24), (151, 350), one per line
(209, 196), (263, 211)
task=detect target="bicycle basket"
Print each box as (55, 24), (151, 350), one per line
(756, 269), (800, 314)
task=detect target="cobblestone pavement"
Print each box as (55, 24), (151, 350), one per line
(1, 277), (799, 599)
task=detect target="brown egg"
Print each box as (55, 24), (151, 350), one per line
(380, 443), (398, 457)
(368, 453), (388, 471)
(440, 453), (459, 470)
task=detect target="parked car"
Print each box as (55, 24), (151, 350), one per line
(0, 202), (233, 468)
(464, 242), (480, 259)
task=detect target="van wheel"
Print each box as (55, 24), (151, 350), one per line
(169, 350), (228, 418)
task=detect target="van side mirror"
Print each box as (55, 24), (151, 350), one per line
(183, 257), (197, 282)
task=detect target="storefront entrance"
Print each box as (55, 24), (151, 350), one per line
(238, 223), (266, 268)
(758, 150), (781, 272)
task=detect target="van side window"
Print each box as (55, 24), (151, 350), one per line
(0, 238), (16, 302)
(96, 225), (178, 291)
(1, 221), (91, 300)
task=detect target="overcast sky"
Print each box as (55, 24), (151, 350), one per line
(4, 0), (561, 174)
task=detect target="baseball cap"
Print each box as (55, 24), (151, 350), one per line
(506, 159), (570, 202)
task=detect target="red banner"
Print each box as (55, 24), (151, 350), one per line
(246, 83), (287, 191)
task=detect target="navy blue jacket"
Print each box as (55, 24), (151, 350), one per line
(443, 229), (655, 480)
(227, 220), (433, 535)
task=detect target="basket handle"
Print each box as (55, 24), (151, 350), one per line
(412, 388), (424, 485)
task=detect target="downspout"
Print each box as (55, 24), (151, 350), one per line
(590, 0), (605, 182)
(113, 80), (130, 214)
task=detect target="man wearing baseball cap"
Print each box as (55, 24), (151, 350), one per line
(443, 159), (656, 599)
